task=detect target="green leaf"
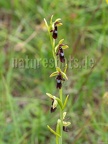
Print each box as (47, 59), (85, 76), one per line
(63, 95), (69, 109)
(47, 125), (61, 137)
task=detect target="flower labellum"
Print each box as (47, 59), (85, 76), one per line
(50, 99), (57, 113)
(51, 106), (57, 113)
(53, 25), (58, 39)
(50, 20), (62, 39)
(63, 126), (68, 132)
(56, 74), (62, 89)
(56, 73), (65, 89)
(50, 24), (58, 39)
(56, 46), (65, 63)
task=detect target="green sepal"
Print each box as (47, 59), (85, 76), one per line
(56, 22), (62, 26)
(55, 45), (59, 53)
(46, 93), (53, 98)
(63, 95), (69, 110)
(54, 18), (62, 26)
(60, 71), (68, 80)
(50, 71), (58, 77)
(44, 18), (49, 31)
(47, 125), (61, 137)
(62, 45), (69, 49)
(59, 39), (64, 44)
(56, 67), (61, 72)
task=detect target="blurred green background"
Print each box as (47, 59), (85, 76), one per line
(0, 0), (108, 144)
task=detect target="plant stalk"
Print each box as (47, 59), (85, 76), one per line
(59, 88), (63, 144)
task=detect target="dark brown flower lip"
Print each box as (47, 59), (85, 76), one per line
(50, 106), (57, 113)
(56, 46), (65, 63)
(63, 126), (68, 132)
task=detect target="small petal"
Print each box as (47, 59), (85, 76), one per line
(50, 15), (54, 25)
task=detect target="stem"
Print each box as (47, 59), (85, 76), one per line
(59, 88), (63, 144)
(52, 39), (57, 68)
(48, 24), (63, 144)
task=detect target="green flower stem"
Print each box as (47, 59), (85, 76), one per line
(49, 34), (57, 67)
(52, 39), (57, 67)
(59, 88), (63, 144)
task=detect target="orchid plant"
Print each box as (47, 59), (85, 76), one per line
(44, 15), (71, 144)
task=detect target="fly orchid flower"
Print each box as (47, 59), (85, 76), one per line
(62, 112), (71, 132)
(46, 93), (58, 112)
(55, 39), (69, 63)
(50, 17), (62, 39)
(50, 67), (68, 89)
(46, 93), (63, 112)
